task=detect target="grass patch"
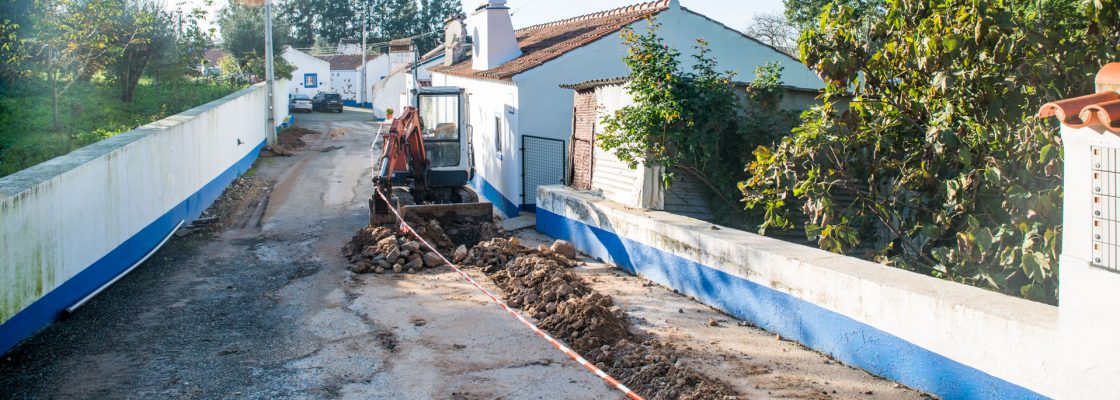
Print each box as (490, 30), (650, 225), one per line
(0, 78), (244, 177)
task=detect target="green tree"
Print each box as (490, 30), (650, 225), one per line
(217, 0), (294, 80)
(742, 0), (1120, 304)
(382, 0), (421, 42)
(26, 0), (132, 131)
(415, 0), (461, 53)
(783, 0), (883, 32)
(279, 0), (317, 48)
(107, 1), (169, 102)
(599, 22), (791, 222)
(313, 0), (357, 46)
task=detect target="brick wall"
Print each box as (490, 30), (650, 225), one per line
(570, 89), (596, 190)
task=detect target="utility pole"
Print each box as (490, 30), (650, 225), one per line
(264, 0), (277, 145)
(360, 2), (368, 109)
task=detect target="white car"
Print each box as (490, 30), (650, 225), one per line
(288, 94), (312, 113)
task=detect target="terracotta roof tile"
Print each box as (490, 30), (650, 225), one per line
(430, 0), (671, 81)
(1039, 92), (1120, 128)
(1083, 99), (1120, 131)
(1039, 62), (1120, 133)
(320, 54), (364, 70)
(203, 48), (224, 65)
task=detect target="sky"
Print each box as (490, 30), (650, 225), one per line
(172, 0), (786, 38)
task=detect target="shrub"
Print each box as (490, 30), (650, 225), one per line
(740, 0), (1120, 304)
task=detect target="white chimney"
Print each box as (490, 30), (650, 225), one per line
(444, 14), (469, 66)
(471, 0), (521, 70)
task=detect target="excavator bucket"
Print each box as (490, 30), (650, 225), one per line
(369, 200), (494, 227)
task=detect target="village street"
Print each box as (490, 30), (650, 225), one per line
(0, 110), (923, 399)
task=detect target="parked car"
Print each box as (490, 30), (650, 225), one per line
(289, 93), (312, 113)
(312, 92), (343, 113)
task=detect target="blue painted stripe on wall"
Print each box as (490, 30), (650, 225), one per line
(471, 175), (520, 218)
(0, 139), (266, 356)
(536, 208), (1047, 400)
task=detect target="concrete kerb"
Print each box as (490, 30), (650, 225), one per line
(535, 185), (1057, 399)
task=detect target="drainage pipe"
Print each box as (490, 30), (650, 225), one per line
(66, 220), (185, 314)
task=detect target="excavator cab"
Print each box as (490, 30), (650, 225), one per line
(368, 86), (490, 226)
(415, 87), (471, 188)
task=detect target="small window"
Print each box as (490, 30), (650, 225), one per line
(303, 73), (318, 88)
(494, 116), (502, 152)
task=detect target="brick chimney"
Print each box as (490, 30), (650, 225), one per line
(470, 0), (521, 70)
(443, 14), (469, 66)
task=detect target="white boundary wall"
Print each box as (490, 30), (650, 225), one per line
(0, 81), (286, 354)
(537, 185), (1066, 399)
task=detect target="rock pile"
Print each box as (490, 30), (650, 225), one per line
(344, 224), (448, 274)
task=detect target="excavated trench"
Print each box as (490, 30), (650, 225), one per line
(345, 220), (741, 400)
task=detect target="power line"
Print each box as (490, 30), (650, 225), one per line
(509, 0), (537, 16)
(290, 29), (442, 57)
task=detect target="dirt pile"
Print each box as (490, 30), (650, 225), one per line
(343, 225), (739, 398)
(462, 239), (739, 400)
(278, 127), (317, 150)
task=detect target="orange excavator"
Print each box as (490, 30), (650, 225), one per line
(369, 87), (491, 226)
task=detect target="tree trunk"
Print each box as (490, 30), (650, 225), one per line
(120, 53), (151, 103)
(50, 72), (61, 133)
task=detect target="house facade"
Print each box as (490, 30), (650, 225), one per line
(562, 78), (824, 221)
(365, 39), (418, 117)
(281, 47), (331, 98)
(428, 0), (825, 217)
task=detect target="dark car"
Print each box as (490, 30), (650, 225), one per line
(312, 92), (343, 113)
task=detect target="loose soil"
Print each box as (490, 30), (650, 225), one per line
(278, 127), (318, 150)
(195, 175), (271, 232)
(345, 221), (740, 399)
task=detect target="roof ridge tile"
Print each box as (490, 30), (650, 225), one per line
(1040, 62), (1120, 133)
(517, 0), (667, 33)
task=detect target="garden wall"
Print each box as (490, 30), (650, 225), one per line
(0, 81), (288, 355)
(536, 185), (1064, 399)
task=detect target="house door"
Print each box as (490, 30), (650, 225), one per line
(521, 135), (567, 210)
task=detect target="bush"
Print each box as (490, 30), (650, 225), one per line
(740, 0), (1120, 304)
(0, 78), (243, 177)
(599, 22), (798, 225)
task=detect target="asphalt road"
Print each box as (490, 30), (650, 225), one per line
(0, 108), (620, 400)
(0, 107), (924, 400)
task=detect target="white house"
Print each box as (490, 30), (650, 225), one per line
(281, 47), (331, 98)
(365, 39), (417, 117)
(561, 78), (825, 221)
(427, 0), (825, 217)
(322, 54), (364, 104)
(319, 42), (416, 109)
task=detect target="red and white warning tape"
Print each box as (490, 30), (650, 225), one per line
(374, 189), (644, 400)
